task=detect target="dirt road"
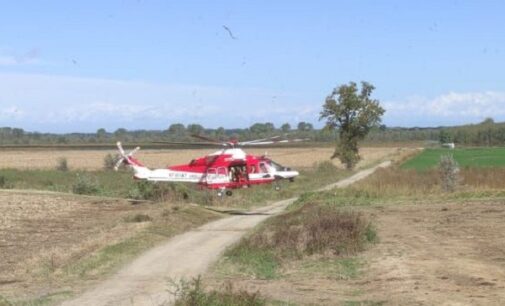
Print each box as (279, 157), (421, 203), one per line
(61, 161), (391, 306)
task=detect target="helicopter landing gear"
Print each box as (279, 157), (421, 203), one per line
(217, 188), (233, 197)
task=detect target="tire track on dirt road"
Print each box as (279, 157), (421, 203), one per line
(61, 161), (391, 306)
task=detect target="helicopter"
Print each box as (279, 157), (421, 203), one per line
(115, 135), (306, 196)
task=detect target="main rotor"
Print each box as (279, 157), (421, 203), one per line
(154, 134), (309, 148)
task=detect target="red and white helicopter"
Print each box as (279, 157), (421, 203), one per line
(115, 135), (306, 196)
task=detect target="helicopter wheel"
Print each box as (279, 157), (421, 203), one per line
(225, 190), (233, 196)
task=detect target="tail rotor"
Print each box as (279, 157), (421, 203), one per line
(115, 142), (141, 171)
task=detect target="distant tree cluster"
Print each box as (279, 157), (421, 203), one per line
(0, 122), (332, 145)
(2, 116), (505, 147)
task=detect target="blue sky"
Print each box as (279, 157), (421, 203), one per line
(1, 1), (504, 132)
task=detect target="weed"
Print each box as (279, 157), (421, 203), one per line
(0, 295), (12, 306)
(0, 175), (13, 189)
(224, 245), (279, 279)
(343, 301), (386, 306)
(128, 181), (190, 202)
(224, 203), (375, 278)
(439, 154), (460, 192)
(103, 153), (120, 170)
(124, 213), (152, 223)
(300, 257), (362, 280)
(171, 276), (265, 306)
(72, 173), (100, 195)
(56, 157), (69, 172)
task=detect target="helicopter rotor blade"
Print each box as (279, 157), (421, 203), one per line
(239, 136), (283, 145)
(240, 138), (310, 146)
(191, 134), (223, 144)
(114, 157), (125, 171)
(152, 141), (226, 147)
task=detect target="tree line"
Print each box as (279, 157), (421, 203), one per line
(0, 121), (328, 145)
(1, 118), (505, 146)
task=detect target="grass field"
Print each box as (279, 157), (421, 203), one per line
(0, 147), (399, 170)
(206, 157), (505, 305)
(0, 146), (405, 304)
(401, 147), (505, 170)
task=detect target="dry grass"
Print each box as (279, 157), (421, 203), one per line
(352, 165), (505, 198)
(247, 203), (375, 258)
(0, 147), (400, 170)
(0, 190), (220, 300)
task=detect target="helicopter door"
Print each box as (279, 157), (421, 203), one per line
(206, 167), (228, 184)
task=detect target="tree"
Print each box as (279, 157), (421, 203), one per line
(297, 122), (313, 131)
(320, 81), (385, 169)
(114, 128), (128, 139)
(167, 123), (186, 137)
(187, 124), (204, 135)
(439, 129), (452, 144)
(96, 128), (107, 139)
(281, 123), (291, 132)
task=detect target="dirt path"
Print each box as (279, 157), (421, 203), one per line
(61, 161), (391, 306)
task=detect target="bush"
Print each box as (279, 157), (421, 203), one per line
(103, 153), (120, 170)
(125, 213), (152, 223)
(171, 276), (264, 306)
(439, 154), (460, 192)
(229, 203), (375, 261)
(128, 181), (190, 202)
(56, 157), (69, 172)
(0, 175), (13, 189)
(72, 173), (100, 195)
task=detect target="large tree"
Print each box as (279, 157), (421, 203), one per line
(320, 81), (385, 169)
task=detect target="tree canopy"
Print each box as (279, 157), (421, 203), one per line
(320, 81), (385, 169)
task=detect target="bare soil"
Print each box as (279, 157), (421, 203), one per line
(0, 191), (140, 293)
(217, 201), (505, 305)
(0, 190), (218, 302)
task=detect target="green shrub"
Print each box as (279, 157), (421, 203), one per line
(232, 203), (375, 259)
(172, 276), (265, 306)
(125, 213), (152, 223)
(128, 181), (190, 202)
(0, 175), (13, 189)
(439, 154), (460, 192)
(103, 153), (120, 170)
(72, 173), (100, 195)
(56, 157), (69, 172)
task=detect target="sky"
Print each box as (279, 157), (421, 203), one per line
(1, 0), (505, 133)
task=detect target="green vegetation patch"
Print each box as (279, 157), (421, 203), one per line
(222, 202), (375, 279)
(401, 148), (505, 170)
(299, 257), (362, 280)
(172, 276), (265, 306)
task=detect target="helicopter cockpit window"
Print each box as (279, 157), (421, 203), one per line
(259, 162), (268, 173)
(270, 161), (286, 171)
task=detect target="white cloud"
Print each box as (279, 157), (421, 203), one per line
(384, 91), (505, 126)
(0, 73), (317, 131)
(0, 106), (25, 119)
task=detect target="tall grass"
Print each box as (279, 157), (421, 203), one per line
(224, 202), (375, 278)
(351, 165), (505, 198)
(0, 160), (348, 207)
(171, 276), (265, 306)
